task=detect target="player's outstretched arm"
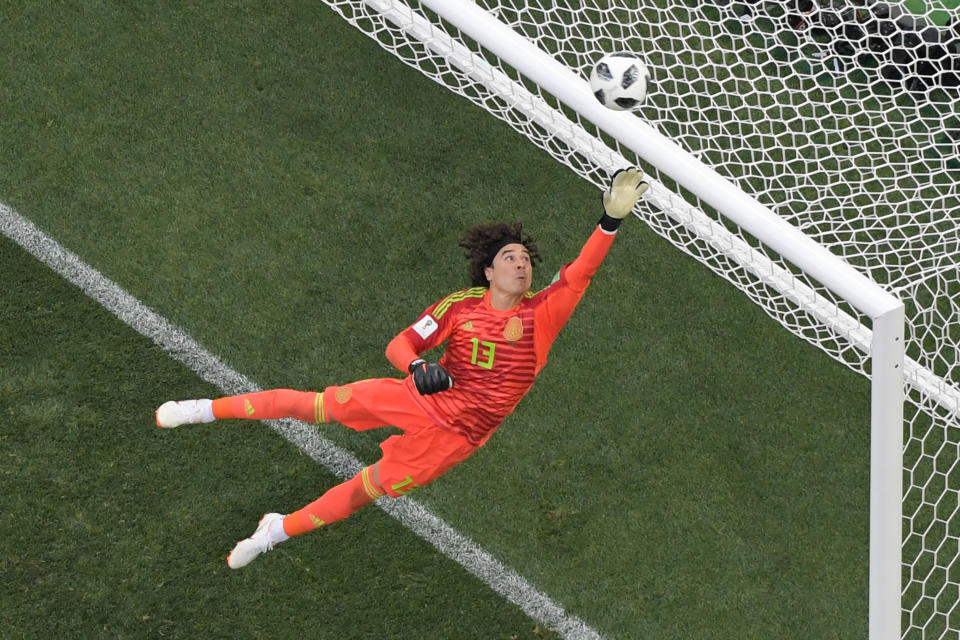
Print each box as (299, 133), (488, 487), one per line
(564, 166), (649, 286)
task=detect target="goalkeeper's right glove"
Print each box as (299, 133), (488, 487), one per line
(602, 167), (649, 219)
(409, 359), (454, 395)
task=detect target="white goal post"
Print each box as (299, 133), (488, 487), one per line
(323, 1), (930, 637)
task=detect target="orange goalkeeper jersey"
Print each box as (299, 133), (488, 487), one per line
(386, 225), (618, 446)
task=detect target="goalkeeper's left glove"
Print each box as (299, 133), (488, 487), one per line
(409, 359), (454, 395)
(602, 167), (649, 219)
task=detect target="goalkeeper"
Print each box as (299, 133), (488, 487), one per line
(156, 168), (649, 569)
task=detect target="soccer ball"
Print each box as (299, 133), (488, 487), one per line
(589, 53), (651, 111)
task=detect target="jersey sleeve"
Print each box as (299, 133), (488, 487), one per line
(384, 292), (462, 373)
(385, 333), (420, 373)
(558, 224), (617, 294)
(532, 225), (617, 369)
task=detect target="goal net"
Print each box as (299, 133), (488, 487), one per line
(323, 1), (960, 637)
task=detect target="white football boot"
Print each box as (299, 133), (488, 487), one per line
(227, 513), (286, 569)
(155, 399), (214, 428)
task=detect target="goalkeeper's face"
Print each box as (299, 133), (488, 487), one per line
(485, 244), (533, 297)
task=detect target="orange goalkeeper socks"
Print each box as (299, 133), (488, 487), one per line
(211, 389), (327, 423)
(282, 467), (384, 537)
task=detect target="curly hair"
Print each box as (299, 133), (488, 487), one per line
(459, 221), (542, 288)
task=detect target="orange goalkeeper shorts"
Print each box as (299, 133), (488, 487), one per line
(323, 378), (477, 498)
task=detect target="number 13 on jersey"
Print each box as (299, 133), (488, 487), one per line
(469, 338), (496, 369)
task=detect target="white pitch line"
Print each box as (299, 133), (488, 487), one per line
(0, 201), (604, 640)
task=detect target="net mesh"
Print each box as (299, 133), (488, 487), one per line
(324, 1), (960, 635)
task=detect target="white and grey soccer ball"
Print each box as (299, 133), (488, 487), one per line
(589, 53), (651, 111)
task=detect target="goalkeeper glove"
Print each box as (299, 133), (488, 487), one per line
(409, 359), (454, 395)
(602, 167), (649, 219)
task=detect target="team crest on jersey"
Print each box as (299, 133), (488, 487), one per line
(503, 316), (524, 342)
(461, 321), (474, 331)
(335, 387), (353, 404)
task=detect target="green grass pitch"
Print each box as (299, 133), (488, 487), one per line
(1, 3), (873, 638)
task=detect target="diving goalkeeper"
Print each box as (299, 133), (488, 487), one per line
(156, 168), (648, 569)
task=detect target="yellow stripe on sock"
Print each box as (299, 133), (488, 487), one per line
(361, 467), (384, 500)
(314, 392), (326, 423)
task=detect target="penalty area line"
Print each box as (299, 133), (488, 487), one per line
(0, 201), (604, 640)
